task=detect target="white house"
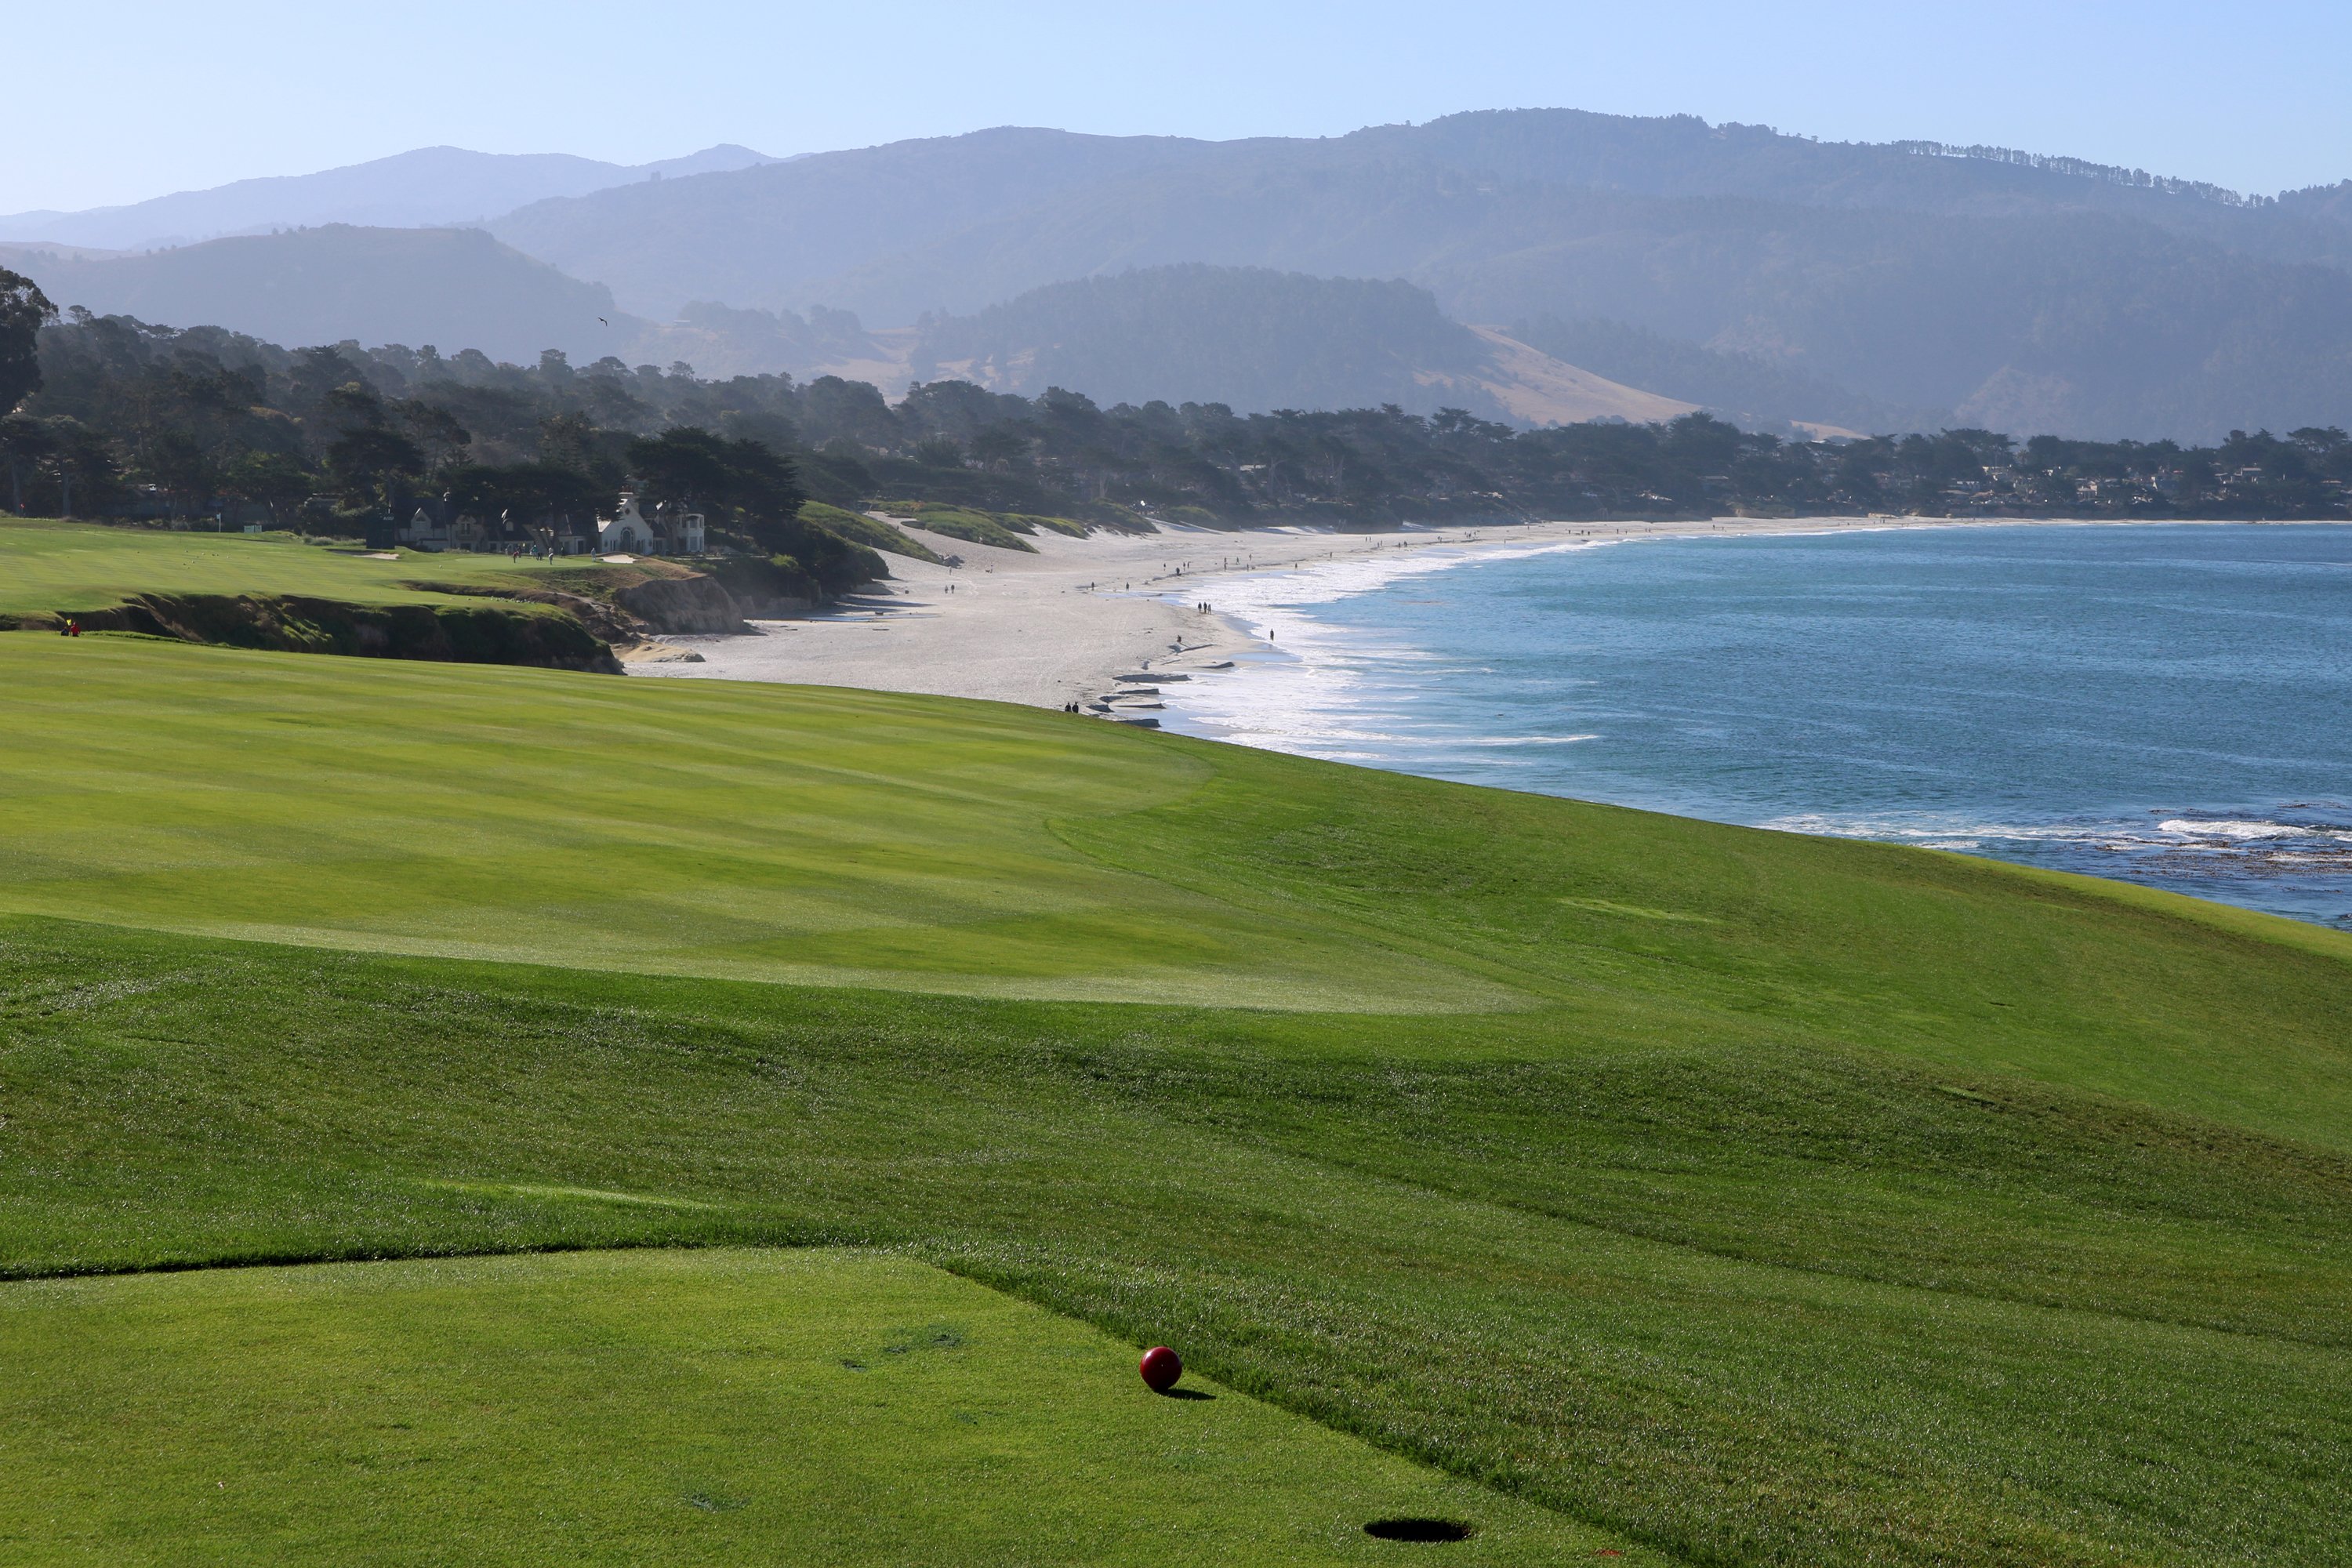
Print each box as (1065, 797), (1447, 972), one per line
(597, 495), (655, 554)
(596, 494), (705, 555)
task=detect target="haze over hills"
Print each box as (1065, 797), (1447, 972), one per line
(4, 238), (1697, 429)
(0, 143), (780, 252)
(3, 227), (641, 365)
(486, 113), (2352, 320)
(489, 111), (2352, 440)
(1504, 314), (1929, 434)
(12, 109), (2352, 440)
(902, 264), (1698, 424)
(583, 266), (1701, 426)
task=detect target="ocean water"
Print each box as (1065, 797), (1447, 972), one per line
(1154, 522), (2352, 929)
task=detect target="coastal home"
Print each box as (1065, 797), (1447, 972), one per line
(397, 501), (494, 552)
(398, 506), (450, 550)
(594, 494), (706, 555)
(597, 495), (655, 554)
(547, 517), (594, 555)
(657, 500), (706, 554)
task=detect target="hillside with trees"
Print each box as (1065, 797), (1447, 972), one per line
(16, 111), (2352, 443)
(902, 266), (1693, 424)
(1504, 314), (1928, 433)
(910, 265), (1487, 412)
(1, 301), (881, 594)
(7, 303), (2346, 542)
(2, 227), (645, 365)
(0, 144), (781, 252)
(482, 111), (2352, 441)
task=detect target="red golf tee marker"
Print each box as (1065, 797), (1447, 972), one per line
(1139, 1345), (1182, 1392)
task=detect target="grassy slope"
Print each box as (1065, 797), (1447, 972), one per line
(0, 1249), (1622, 1566)
(2, 636), (2349, 1564)
(876, 503), (1041, 552)
(0, 517), (591, 619)
(0, 637), (1494, 1010)
(800, 501), (949, 564)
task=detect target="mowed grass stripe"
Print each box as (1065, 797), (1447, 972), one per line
(0, 637), (1509, 1009)
(0, 1247), (1644, 1566)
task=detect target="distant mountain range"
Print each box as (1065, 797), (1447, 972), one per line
(903, 265), (1700, 425)
(2, 227), (633, 365)
(10, 111), (2352, 441)
(0, 144), (781, 252)
(484, 116), (2352, 321)
(655, 266), (1700, 425)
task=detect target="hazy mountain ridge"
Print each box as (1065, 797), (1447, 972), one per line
(3, 227), (643, 365)
(0, 144), (781, 252)
(483, 111), (2352, 320)
(1507, 315), (1932, 433)
(911, 265), (1481, 409)
(757, 154), (2352, 437)
(470, 111), (2352, 438)
(488, 127), (1236, 318)
(906, 264), (1698, 425)
(13, 110), (2351, 440)
(1342, 111), (2352, 263)
(629, 267), (1691, 427)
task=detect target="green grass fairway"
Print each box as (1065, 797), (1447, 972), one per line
(0, 517), (583, 619)
(2, 635), (2350, 1565)
(0, 635), (1499, 1009)
(0, 1249), (1628, 1565)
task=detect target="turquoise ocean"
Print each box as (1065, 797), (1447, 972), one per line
(1155, 522), (2352, 929)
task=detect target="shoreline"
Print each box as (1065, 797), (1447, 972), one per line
(630, 512), (2165, 709)
(626, 514), (2136, 710)
(1122, 515), (2352, 932)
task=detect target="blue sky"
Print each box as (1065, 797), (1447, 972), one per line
(14, 0), (2348, 212)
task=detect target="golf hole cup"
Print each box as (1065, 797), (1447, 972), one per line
(1140, 1345), (1182, 1392)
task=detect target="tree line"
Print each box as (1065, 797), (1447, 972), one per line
(5, 278), (2349, 546)
(0, 277), (883, 593)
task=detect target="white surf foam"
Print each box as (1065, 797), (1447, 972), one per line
(2158, 818), (2309, 840)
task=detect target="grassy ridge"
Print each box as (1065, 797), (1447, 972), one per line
(2, 636), (2348, 1564)
(0, 518), (582, 619)
(798, 501), (949, 564)
(0, 519), (626, 667)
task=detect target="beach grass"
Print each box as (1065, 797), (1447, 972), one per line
(2, 633), (2348, 1564)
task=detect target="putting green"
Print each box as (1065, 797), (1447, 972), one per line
(0, 1248), (1639, 1565)
(0, 637), (1508, 1011)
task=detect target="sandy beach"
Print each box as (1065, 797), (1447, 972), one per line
(624, 515), (1984, 709)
